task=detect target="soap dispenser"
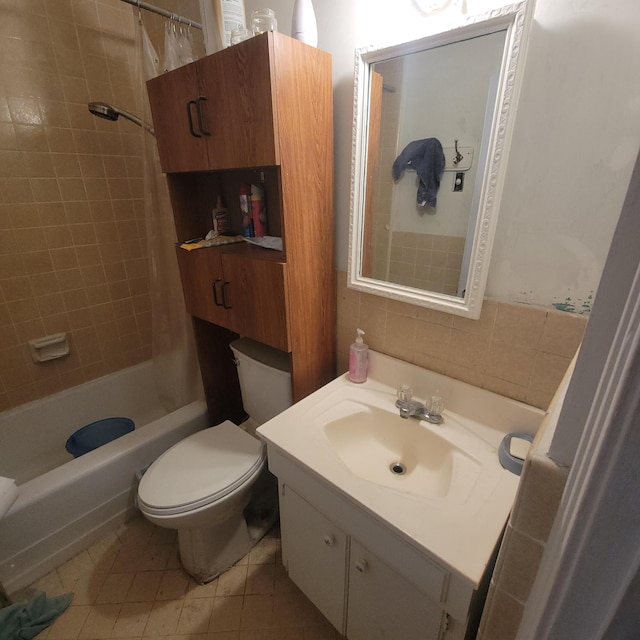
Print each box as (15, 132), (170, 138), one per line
(348, 328), (369, 383)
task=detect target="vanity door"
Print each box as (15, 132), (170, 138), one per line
(279, 484), (348, 633)
(347, 540), (445, 640)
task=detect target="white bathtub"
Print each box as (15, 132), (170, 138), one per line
(0, 361), (209, 593)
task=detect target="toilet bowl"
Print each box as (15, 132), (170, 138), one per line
(137, 338), (292, 583)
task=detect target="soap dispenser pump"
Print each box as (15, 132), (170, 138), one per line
(348, 328), (369, 383)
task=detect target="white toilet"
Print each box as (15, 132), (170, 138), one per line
(137, 338), (292, 583)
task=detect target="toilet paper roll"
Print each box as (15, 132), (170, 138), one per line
(0, 476), (18, 519)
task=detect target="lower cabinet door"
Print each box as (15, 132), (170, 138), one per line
(279, 485), (347, 633)
(221, 252), (289, 351)
(175, 246), (232, 328)
(347, 540), (445, 640)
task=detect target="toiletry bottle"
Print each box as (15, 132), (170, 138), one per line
(239, 184), (253, 237)
(211, 195), (230, 236)
(250, 183), (267, 237)
(348, 328), (369, 383)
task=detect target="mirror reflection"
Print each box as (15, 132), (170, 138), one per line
(364, 31), (506, 297)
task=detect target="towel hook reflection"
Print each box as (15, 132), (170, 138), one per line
(453, 139), (464, 166)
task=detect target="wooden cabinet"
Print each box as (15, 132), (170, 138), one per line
(147, 33), (278, 174)
(147, 32), (335, 418)
(280, 484), (450, 640)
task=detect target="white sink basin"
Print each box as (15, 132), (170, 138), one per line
(322, 401), (482, 500)
(257, 350), (544, 586)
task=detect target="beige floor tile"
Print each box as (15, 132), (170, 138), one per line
(111, 601), (152, 638)
(247, 537), (278, 565)
(240, 594), (274, 630)
(216, 565), (248, 597)
(143, 599), (184, 636)
(46, 604), (91, 639)
(56, 552), (96, 589)
(78, 602), (121, 639)
(245, 563), (275, 595)
(126, 571), (163, 602)
(157, 568), (191, 600)
(95, 572), (134, 604)
(86, 531), (121, 573)
(208, 596), (244, 632)
(176, 597), (215, 635)
(186, 576), (219, 600)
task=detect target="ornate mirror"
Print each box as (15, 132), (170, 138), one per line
(348, 2), (533, 318)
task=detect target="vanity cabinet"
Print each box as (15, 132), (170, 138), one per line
(279, 484), (461, 640)
(146, 32), (335, 414)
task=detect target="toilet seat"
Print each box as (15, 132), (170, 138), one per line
(138, 421), (265, 517)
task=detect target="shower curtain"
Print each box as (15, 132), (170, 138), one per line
(136, 19), (202, 411)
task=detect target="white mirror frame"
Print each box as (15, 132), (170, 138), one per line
(348, 1), (533, 319)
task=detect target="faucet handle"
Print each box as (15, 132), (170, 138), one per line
(397, 384), (413, 403)
(426, 394), (444, 421)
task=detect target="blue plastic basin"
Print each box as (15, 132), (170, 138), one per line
(65, 417), (135, 458)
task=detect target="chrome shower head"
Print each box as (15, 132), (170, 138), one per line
(87, 102), (154, 135)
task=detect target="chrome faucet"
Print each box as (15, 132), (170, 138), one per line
(396, 385), (444, 424)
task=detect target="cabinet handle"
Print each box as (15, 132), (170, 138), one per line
(323, 535), (335, 547)
(212, 278), (223, 306)
(221, 281), (232, 309)
(186, 100), (201, 138)
(355, 559), (368, 574)
(195, 97), (211, 136)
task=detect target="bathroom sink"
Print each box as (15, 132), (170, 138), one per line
(322, 402), (481, 500)
(257, 349), (545, 585)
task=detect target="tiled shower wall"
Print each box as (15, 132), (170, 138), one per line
(0, 0), (203, 412)
(337, 271), (587, 410)
(0, 1), (146, 411)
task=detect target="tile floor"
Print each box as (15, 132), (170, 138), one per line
(13, 516), (345, 639)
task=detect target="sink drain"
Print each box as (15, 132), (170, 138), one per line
(390, 462), (406, 475)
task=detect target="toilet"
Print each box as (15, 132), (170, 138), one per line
(137, 338), (292, 583)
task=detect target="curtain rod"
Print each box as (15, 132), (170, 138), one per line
(120, 0), (203, 30)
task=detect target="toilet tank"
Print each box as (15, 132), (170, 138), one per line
(230, 338), (293, 425)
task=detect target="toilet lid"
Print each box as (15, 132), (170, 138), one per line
(137, 421), (265, 516)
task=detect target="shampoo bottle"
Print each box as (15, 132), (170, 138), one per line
(348, 328), (368, 383)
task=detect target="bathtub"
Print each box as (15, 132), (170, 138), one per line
(0, 361), (209, 593)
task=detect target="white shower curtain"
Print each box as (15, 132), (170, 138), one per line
(136, 19), (203, 412)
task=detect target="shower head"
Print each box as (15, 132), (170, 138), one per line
(88, 102), (154, 135)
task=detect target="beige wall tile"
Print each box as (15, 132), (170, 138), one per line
(478, 587), (523, 640)
(492, 524), (544, 603)
(494, 302), (547, 349)
(539, 310), (587, 357)
(511, 453), (569, 544)
(485, 340), (537, 388)
(529, 351), (572, 394)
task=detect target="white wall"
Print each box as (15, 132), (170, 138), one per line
(242, 0), (640, 312)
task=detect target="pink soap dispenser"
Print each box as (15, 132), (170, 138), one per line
(348, 328), (369, 383)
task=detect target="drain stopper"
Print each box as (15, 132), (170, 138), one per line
(390, 462), (406, 475)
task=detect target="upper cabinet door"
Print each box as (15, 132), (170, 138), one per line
(147, 33), (279, 173)
(197, 35), (279, 170)
(147, 62), (209, 173)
